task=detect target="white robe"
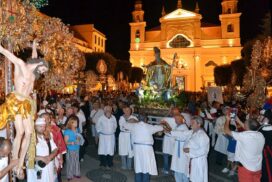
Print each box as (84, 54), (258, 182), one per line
(184, 129), (210, 182)
(170, 124), (190, 176)
(27, 134), (57, 182)
(118, 115), (137, 157)
(214, 116), (228, 155)
(124, 121), (163, 175)
(162, 117), (176, 155)
(0, 157), (8, 182)
(96, 114), (117, 155)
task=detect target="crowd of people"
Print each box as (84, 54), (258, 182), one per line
(0, 91), (271, 182)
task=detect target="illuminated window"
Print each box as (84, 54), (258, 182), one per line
(227, 24), (234, 32)
(169, 35), (191, 48)
(94, 35), (96, 44)
(135, 30), (140, 43)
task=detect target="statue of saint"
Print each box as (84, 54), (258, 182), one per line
(0, 40), (49, 177)
(146, 47), (171, 90)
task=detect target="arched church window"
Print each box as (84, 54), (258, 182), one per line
(227, 24), (234, 32)
(136, 15), (140, 22)
(169, 35), (191, 48)
(135, 30), (140, 43)
(227, 8), (232, 14)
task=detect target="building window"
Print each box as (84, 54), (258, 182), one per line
(135, 30), (140, 43)
(227, 24), (234, 32)
(101, 40), (103, 47)
(98, 37), (100, 46)
(94, 35), (96, 44)
(136, 15), (140, 22)
(169, 35), (191, 48)
(227, 8), (232, 14)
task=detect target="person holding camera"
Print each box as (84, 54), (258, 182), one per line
(27, 118), (58, 182)
(224, 113), (265, 182)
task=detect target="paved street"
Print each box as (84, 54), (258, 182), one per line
(61, 137), (239, 182)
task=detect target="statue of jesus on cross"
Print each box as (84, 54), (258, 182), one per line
(0, 40), (49, 177)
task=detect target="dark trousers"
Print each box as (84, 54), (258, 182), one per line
(215, 151), (225, 165)
(135, 173), (150, 182)
(57, 171), (62, 182)
(79, 145), (86, 160)
(99, 155), (113, 167)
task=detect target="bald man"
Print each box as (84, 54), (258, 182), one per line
(0, 137), (19, 180)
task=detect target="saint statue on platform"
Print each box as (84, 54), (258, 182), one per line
(0, 40), (49, 177)
(146, 47), (171, 90)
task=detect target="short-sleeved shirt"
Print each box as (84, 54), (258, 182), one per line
(226, 136), (236, 153)
(232, 131), (265, 171)
(64, 129), (80, 151)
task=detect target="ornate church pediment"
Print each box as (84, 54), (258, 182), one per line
(167, 34), (192, 48)
(163, 9), (197, 20)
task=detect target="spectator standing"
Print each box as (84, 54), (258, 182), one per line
(224, 116), (265, 182)
(64, 117), (81, 181)
(96, 106), (117, 168)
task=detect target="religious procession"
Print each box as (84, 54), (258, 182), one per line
(0, 0), (272, 182)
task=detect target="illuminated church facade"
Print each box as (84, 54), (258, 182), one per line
(129, 0), (242, 91)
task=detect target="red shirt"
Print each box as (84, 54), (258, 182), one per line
(50, 124), (67, 155)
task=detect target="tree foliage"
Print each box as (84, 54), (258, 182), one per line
(129, 67), (144, 83)
(214, 65), (233, 86)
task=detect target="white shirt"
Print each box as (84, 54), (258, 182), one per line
(181, 112), (191, 127)
(0, 157), (8, 182)
(170, 124), (190, 175)
(232, 131), (265, 171)
(96, 115), (117, 155)
(27, 134), (57, 182)
(77, 110), (86, 133)
(124, 121), (163, 175)
(90, 109), (104, 124)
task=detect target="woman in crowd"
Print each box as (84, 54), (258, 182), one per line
(64, 116), (81, 181)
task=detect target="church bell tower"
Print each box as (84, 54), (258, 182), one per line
(130, 0), (146, 50)
(219, 0), (241, 45)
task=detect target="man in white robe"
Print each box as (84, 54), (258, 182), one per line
(27, 118), (58, 182)
(119, 107), (138, 170)
(96, 106), (117, 168)
(162, 107), (180, 174)
(124, 116), (163, 182)
(183, 116), (210, 182)
(168, 115), (190, 182)
(180, 116), (210, 182)
(90, 102), (104, 145)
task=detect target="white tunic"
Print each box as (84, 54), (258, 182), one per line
(0, 157), (8, 182)
(90, 109), (104, 124)
(214, 116), (228, 155)
(27, 134), (57, 182)
(170, 124), (190, 175)
(118, 115), (138, 157)
(124, 121), (163, 175)
(77, 110), (86, 133)
(184, 129), (210, 182)
(162, 117), (176, 155)
(96, 114), (117, 155)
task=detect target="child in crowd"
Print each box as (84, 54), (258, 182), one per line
(64, 116), (81, 181)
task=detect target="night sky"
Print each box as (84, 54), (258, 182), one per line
(41, 0), (271, 61)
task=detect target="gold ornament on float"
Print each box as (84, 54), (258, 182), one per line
(96, 59), (107, 75)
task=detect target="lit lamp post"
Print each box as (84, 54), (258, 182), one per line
(96, 59), (107, 90)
